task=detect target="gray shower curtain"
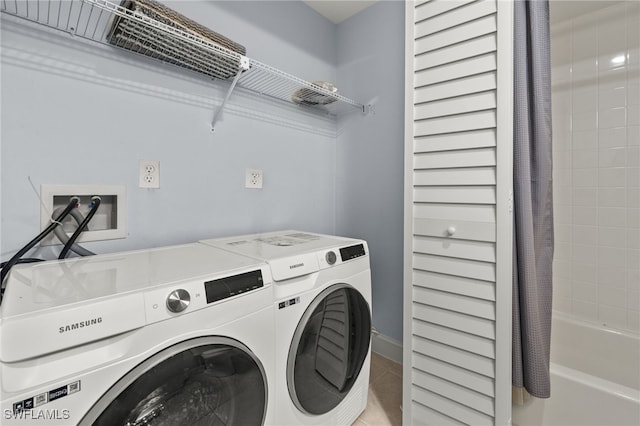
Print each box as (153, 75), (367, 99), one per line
(512, 0), (554, 398)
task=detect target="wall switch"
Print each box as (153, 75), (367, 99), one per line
(40, 184), (127, 245)
(139, 160), (160, 189)
(245, 169), (263, 189)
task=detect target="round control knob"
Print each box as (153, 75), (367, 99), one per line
(166, 289), (190, 313)
(446, 226), (456, 236)
(325, 251), (337, 265)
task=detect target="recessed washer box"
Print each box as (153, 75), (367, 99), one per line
(40, 185), (127, 246)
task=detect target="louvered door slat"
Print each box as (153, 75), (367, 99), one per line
(414, 286), (496, 320)
(413, 320), (495, 358)
(414, 186), (496, 204)
(415, 0), (497, 38)
(413, 253), (496, 282)
(415, 14), (496, 54)
(415, 0), (476, 23)
(414, 0), (435, 8)
(413, 335), (495, 377)
(414, 110), (496, 136)
(414, 235), (496, 263)
(414, 128), (497, 153)
(415, 71), (497, 103)
(414, 166), (496, 186)
(412, 385), (493, 426)
(414, 148), (496, 169)
(415, 91), (497, 120)
(412, 400), (467, 426)
(413, 352), (495, 396)
(414, 167), (496, 187)
(414, 370), (495, 416)
(413, 303), (495, 339)
(413, 269), (495, 301)
(415, 33), (497, 70)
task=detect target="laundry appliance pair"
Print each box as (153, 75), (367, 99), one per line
(0, 230), (372, 426)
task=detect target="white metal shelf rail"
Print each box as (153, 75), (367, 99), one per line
(1, 0), (369, 131)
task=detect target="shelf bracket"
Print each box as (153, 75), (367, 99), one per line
(211, 57), (250, 131)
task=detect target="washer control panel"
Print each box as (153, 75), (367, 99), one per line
(204, 269), (264, 303)
(144, 267), (270, 324)
(166, 289), (191, 313)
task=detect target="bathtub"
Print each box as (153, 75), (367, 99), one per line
(512, 314), (640, 426)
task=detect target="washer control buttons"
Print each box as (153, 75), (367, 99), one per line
(166, 289), (190, 313)
(325, 251), (337, 265)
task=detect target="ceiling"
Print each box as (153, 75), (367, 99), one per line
(302, 0), (377, 24)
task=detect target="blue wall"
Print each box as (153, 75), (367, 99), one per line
(1, 0), (405, 343)
(336, 1), (405, 342)
(1, 1), (339, 258)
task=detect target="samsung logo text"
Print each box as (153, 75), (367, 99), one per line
(59, 317), (102, 334)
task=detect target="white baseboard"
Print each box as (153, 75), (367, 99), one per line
(371, 330), (403, 364)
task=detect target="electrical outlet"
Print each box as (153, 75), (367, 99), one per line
(139, 160), (160, 189)
(245, 169), (263, 189)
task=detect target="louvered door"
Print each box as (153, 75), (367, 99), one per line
(403, 1), (513, 425)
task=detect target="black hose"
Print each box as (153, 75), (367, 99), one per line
(0, 258), (44, 268)
(51, 206), (95, 256)
(59, 196), (101, 260)
(0, 197), (79, 290)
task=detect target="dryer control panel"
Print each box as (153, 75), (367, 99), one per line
(318, 243), (368, 271)
(339, 243), (366, 261)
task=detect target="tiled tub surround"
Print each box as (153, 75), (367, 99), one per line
(551, 1), (640, 333)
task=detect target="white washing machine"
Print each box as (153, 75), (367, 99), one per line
(200, 230), (372, 426)
(0, 243), (275, 425)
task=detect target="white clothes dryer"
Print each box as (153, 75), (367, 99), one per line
(0, 243), (275, 426)
(200, 231), (372, 426)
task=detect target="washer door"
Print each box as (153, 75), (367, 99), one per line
(81, 337), (267, 426)
(287, 284), (371, 415)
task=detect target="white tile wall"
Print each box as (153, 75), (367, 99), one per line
(599, 128), (628, 150)
(599, 167), (626, 186)
(628, 209), (640, 228)
(598, 207), (626, 227)
(629, 168), (640, 187)
(551, 2), (640, 333)
(629, 229), (640, 249)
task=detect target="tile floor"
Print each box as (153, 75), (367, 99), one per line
(353, 352), (403, 426)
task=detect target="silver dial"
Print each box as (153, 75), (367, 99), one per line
(325, 251), (337, 265)
(166, 289), (190, 313)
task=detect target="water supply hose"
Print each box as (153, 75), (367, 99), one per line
(51, 206), (96, 257)
(59, 196), (101, 260)
(0, 196), (79, 292)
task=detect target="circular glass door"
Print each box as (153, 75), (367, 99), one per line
(287, 284), (371, 415)
(81, 337), (267, 426)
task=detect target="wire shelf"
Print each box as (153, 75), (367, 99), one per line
(1, 0), (368, 129)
